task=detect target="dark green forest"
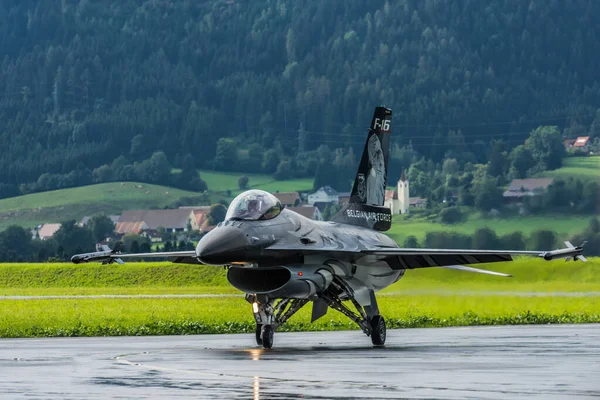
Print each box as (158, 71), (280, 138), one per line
(2, 0), (600, 198)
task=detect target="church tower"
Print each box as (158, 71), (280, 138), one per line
(397, 170), (409, 214)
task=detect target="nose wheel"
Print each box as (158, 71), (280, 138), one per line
(246, 294), (309, 349)
(255, 323), (275, 348)
(261, 325), (274, 349)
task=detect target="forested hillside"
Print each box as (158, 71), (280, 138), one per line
(1, 0), (600, 198)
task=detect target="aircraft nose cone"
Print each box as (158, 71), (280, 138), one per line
(196, 225), (249, 265)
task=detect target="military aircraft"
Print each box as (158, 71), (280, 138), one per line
(72, 106), (587, 349)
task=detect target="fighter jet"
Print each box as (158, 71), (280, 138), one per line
(72, 106), (587, 349)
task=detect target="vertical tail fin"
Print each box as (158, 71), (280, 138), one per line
(332, 106), (392, 231)
(350, 106), (392, 206)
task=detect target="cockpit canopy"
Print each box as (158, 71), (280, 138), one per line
(225, 190), (282, 221)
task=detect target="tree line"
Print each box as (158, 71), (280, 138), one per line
(2, 1), (600, 199)
(402, 218), (600, 256)
(0, 216), (196, 263)
(1, 216), (598, 263)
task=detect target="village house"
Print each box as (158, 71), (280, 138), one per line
(117, 209), (198, 234)
(503, 178), (554, 202)
(33, 223), (61, 240)
(181, 206), (215, 234)
(565, 136), (590, 152)
(307, 186), (339, 205)
(114, 221), (148, 235)
(574, 136), (590, 150)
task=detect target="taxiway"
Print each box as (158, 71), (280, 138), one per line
(0, 324), (598, 399)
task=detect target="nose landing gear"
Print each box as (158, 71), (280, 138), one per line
(246, 295), (308, 349)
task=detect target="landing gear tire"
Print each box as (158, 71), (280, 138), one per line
(255, 324), (263, 346)
(370, 315), (386, 346)
(261, 325), (274, 349)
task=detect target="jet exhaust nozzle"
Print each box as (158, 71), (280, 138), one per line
(226, 265), (333, 298)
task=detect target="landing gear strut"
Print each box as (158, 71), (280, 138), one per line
(246, 294), (308, 349)
(255, 324), (263, 346)
(320, 278), (387, 346)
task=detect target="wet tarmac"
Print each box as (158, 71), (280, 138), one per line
(0, 324), (598, 399)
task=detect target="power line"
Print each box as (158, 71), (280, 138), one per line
(276, 136), (534, 147)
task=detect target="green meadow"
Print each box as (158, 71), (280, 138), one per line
(199, 170), (313, 195)
(538, 156), (600, 181)
(0, 182), (198, 231)
(0, 172), (313, 230)
(0, 258), (597, 337)
(0, 295), (597, 338)
(1, 258), (597, 296)
(386, 213), (592, 244)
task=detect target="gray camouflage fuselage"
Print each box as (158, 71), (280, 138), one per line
(197, 208), (404, 298)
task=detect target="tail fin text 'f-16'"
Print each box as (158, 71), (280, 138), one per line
(350, 106), (392, 206)
(333, 106), (392, 231)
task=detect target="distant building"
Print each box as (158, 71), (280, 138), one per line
(308, 186), (339, 205)
(36, 223), (61, 240)
(574, 136), (590, 150)
(272, 192), (300, 207)
(565, 136), (591, 151)
(383, 170), (427, 213)
(115, 221), (148, 235)
(287, 206), (323, 221)
(193, 208), (214, 233)
(503, 178), (554, 201)
(118, 209), (198, 233)
(384, 170), (411, 214)
(409, 197), (427, 209)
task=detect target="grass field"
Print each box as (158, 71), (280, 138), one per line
(0, 295), (597, 338)
(1, 258), (597, 292)
(387, 213), (592, 244)
(0, 258), (597, 337)
(0, 172), (314, 230)
(199, 170), (313, 195)
(538, 156), (600, 181)
(0, 182), (200, 231)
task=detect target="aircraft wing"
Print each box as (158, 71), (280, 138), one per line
(71, 249), (200, 265)
(263, 242), (586, 276)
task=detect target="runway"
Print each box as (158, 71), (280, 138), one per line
(0, 325), (598, 399)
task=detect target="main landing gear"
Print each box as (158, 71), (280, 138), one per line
(246, 278), (387, 349)
(320, 277), (387, 346)
(246, 295), (309, 349)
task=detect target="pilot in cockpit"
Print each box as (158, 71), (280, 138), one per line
(226, 190), (281, 221)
